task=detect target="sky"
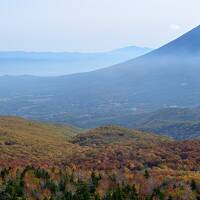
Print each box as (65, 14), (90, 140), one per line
(0, 0), (200, 52)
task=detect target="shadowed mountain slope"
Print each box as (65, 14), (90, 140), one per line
(0, 26), (200, 128)
(79, 107), (200, 140)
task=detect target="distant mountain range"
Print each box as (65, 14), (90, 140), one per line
(0, 46), (152, 76)
(0, 25), (200, 141)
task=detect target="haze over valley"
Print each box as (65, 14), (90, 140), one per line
(0, 46), (152, 76)
(1, 25), (200, 135)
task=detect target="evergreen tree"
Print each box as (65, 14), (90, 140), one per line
(191, 179), (197, 191)
(144, 170), (150, 179)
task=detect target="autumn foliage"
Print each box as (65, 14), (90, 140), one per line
(0, 117), (200, 199)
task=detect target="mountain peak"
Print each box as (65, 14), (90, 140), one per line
(153, 25), (200, 56)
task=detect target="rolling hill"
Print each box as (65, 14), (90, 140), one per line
(1, 117), (199, 172)
(0, 116), (82, 167)
(1, 117), (200, 199)
(71, 125), (171, 147)
(133, 107), (200, 140)
(67, 124), (200, 172)
(0, 117), (175, 172)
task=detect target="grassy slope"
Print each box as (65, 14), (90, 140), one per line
(0, 119), (172, 169)
(1, 117), (200, 173)
(0, 116), (82, 166)
(1, 117), (200, 199)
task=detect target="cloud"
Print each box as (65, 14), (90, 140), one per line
(169, 24), (181, 31)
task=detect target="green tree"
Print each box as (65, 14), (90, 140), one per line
(144, 170), (150, 179)
(191, 179), (197, 191)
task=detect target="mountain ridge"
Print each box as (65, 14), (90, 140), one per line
(0, 46), (152, 76)
(0, 26), (200, 131)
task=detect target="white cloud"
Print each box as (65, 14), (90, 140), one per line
(169, 24), (181, 31)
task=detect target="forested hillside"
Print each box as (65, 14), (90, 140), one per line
(0, 117), (200, 199)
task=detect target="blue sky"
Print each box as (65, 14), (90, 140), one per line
(0, 0), (200, 52)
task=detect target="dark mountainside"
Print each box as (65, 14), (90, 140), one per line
(107, 107), (200, 140)
(0, 26), (200, 135)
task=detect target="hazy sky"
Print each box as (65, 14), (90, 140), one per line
(0, 0), (200, 52)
